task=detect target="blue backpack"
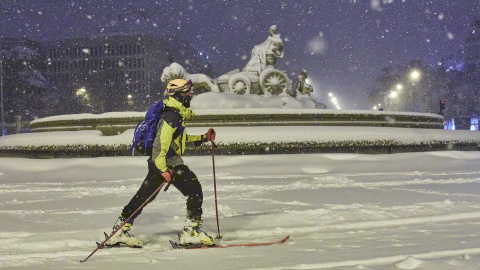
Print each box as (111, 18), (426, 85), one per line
(129, 100), (165, 156)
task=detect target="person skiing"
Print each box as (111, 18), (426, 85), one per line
(106, 78), (216, 248)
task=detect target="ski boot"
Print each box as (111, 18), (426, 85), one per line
(179, 217), (214, 246)
(104, 216), (143, 248)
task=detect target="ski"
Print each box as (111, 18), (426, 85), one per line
(167, 235), (290, 250)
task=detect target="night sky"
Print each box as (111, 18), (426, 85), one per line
(1, 0), (479, 109)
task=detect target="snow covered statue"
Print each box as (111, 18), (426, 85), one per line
(159, 25), (324, 110)
(243, 25), (284, 73)
(293, 69), (314, 96)
(216, 25), (291, 95)
(161, 25), (294, 96)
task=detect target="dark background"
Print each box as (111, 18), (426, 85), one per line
(1, 0), (479, 109)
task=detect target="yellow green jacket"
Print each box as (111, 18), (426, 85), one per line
(152, 97), (206, 172)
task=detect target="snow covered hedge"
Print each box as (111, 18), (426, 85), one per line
(0, 140), (478, 158)
(1, 126), (479, 158)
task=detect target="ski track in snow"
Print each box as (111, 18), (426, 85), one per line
(1, 153), (480, 269)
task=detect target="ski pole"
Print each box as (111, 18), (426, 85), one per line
(211, 140), (222, 239)
(80, 181), (167, 263)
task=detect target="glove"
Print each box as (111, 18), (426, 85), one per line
(206, 128), (216, 142)
(161, 169), (175, 183)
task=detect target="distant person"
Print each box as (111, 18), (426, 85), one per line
(106, 79), (216, 248)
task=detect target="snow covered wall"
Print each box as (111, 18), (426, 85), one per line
(1, 126), (480, 158)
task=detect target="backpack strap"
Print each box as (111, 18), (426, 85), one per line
(161, 107), (183, 138)
(160, 107), (185, 157)
(161, 107), (182, 125)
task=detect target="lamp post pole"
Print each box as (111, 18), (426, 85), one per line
(409, 70), (421, 112)
(0, 38), (4, 136)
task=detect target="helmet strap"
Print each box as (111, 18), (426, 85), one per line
(183, 97), (191, 108)
(172, 92), (192, 108)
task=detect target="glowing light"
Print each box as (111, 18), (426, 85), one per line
(396, 84), (403, 90)
(410, 70), (421, 81)
(389, 91), (398, 99)
(327, 92), (341, 110)
(76, 87), (87, 96)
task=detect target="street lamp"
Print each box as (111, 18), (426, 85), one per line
(328, 93), (341, 110)
(76, 87), (87, 96)
(409, 70), (421, 81)
(76, 87), (91, 109)
(0, 39), (4, 136)
(0, 45), (3, 136)
(127, 94), (134, 107)
(389, 91), (398, 99)
(407, 69), (421, 111)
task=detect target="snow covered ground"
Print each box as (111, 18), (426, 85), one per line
(1, 152), (480, 269)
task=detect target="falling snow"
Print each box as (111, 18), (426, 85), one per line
(0, 1), (478, 110)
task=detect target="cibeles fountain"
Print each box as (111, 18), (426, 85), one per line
(160, 25), (326, 110)
(26, 26), (446, 152)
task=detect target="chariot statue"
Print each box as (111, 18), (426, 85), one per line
(161, 25), (314, 98)
(215, 25), (291, 95)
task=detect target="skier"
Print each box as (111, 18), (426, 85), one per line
(106, 78), (216, 248)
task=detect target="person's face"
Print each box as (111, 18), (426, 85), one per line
(185, 90), (193, 99)
(181, 89), (193, 108)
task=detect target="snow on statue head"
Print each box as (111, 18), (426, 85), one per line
(242, 25), (284, 74)
(161, 62), (219, 94)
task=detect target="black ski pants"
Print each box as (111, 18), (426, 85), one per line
(121, 160), (203, 223)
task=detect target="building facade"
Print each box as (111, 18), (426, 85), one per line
(45, 33), (172, 112)
(465, 19), (480, 73)
(442, 18), (480, 130)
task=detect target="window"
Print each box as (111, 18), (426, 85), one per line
(471, 118), (479, 130)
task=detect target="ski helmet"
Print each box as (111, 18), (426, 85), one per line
(165, 79), (194, 107)
(166, 79), (193, 96)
